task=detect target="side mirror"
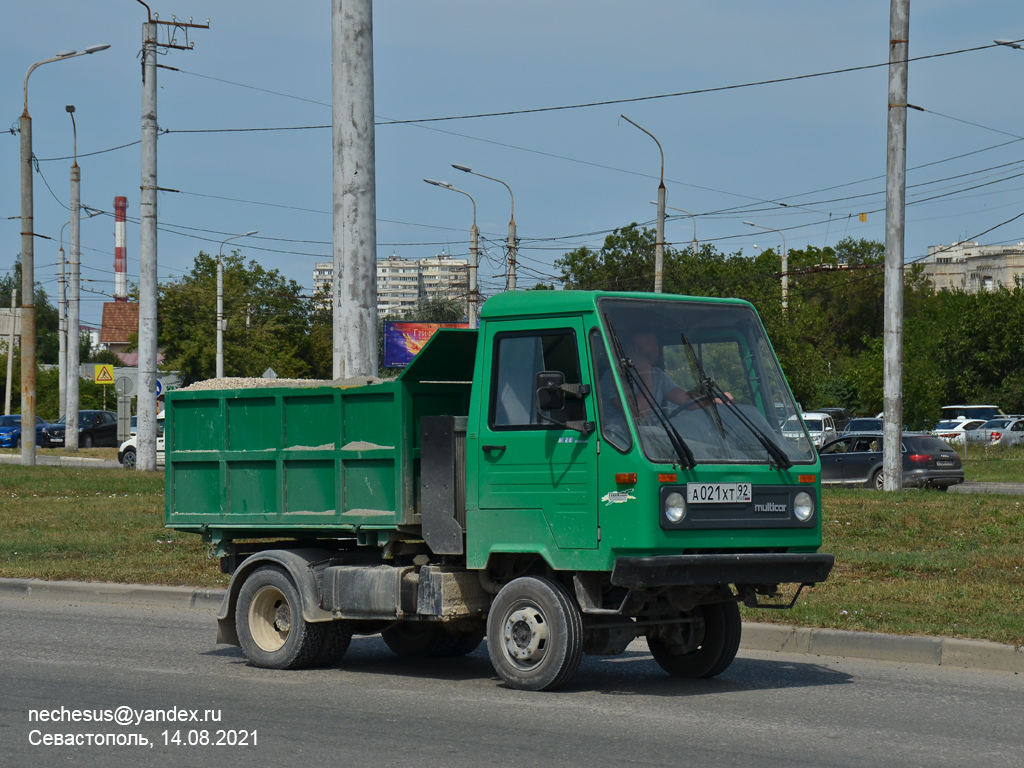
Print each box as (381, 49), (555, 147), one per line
(535, 371), (566, 412)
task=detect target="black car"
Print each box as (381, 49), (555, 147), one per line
(816, 407), (852, 432)
(842, 417), (883, 434)
(43, 410), (119, 448)
(819, 433), (964, 490)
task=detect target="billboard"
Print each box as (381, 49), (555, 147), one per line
(383, 322), (468, 368)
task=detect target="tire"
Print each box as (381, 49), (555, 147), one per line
(381, 622), (459, 659)
(871, 468), (884, 490)
(235, 565), (325, 670)
(447, 627), (486, 657)
(83, 434), (94, 449)
(15, 437), (21, 449)
(121, 448), (137, 469)
(486, 576), (584, 692)
(312, 621), (354, 667)
(647, 601), (742, 679)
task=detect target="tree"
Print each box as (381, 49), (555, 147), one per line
(0, 258), (60, 364)
(157, 251), (312, 384)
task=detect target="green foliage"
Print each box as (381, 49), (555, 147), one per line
(157, 251), (313, 384)
(1, 259), (60, 364)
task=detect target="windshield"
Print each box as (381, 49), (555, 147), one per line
(600, 297), (815, 465)
(802, 419), (823, 431)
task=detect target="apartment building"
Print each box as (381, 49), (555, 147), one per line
(922, 241), (1024, 293)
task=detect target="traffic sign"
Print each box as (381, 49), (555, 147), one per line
(95, 364), (115, 384)
(155, 379), (163, 397)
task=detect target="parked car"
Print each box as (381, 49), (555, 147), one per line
(842, 417), (884, 434)
(783, 412), (838, 448)
(931, 418), (986, 445)
(970, 417), (1024, 447)
(118, 414), (164, 468)
(43, 410), (119, 448)
(0, 414), (51, 448)
(815, 407), (852, 433)
(941, 404), (1006, 422)
(819, 433), (964, 490)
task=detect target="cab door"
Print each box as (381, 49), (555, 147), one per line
(477, 320), (598, 549)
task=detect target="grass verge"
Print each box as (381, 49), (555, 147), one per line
(1, 468), (1022, 644)
(742, 487), (1024, 646)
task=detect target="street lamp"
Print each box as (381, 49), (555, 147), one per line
(622, 115), (666, 293)
(744, 221), (788, 310)
(651, 202), (698, 257)
(994, 39), (1024, 49)
(20, 43), (110, 464)
(452, 164), (517, 291)
(217, 230), (258, 379)
(424, 179), (479, 329)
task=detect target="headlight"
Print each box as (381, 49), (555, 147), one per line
(664, 492), (686, 523)
(794, 491), (814, 522)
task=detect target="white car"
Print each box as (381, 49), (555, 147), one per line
(931, 419), (985, 445)
(118, 414), (164, 468)
(783, 412), (838, 449)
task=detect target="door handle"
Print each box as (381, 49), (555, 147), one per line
(482, 445), (506, 453)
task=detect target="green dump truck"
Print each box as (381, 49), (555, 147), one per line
(166, 290), (832, 690)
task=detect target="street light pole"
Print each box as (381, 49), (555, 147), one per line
(58, 221), (71, 418)
(216, 231), (258, 379)
(66, 104), (82, 451)
(622, 115), (666, 293)
(20, 44), (110, 465)
(744, 221), (788, 311)
(424, 179), (478, 328)
(653, 203), (698, 257)
(452, 165), (517, 292)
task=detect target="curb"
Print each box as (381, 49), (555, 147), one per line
(0, 578), (223, 610)
(741, 622), (1023, 674)
(2, 578), (1021, 674)
(0, 454), (122, 469)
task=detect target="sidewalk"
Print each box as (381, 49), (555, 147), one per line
(2, 577), (1021, 674)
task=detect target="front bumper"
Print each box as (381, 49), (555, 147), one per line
(611, 552), (834, 589)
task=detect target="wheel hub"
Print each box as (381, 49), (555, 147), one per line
(274, 603), (292, 632)
(502, 607), (547, 665)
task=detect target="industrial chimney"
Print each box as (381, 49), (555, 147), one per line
(114, 196), (128, 302)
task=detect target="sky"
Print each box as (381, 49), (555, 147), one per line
(3, 1), (1024, 331)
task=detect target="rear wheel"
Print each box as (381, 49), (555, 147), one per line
(486, 576), (583, 691)
(236, 565), (325, 669)
(647, 601), (742, 679)
(381, 622), (457, 658)
(312, 621), (354, 667)
(83, 434), (94, 449)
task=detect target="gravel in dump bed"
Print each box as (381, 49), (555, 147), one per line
(180, 376), (393, 391)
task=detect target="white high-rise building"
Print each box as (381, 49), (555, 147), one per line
(313, 253), (469, 318)
(922, 241), (1024, 293)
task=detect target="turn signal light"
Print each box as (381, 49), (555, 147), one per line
(658, 473), (678, 483)
(615, 472), (637, 484)
(798, 474), (816, 483)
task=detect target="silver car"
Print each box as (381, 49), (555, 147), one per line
(974, 417), (1024, 447)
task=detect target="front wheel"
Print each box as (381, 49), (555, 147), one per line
(647, 601), (742, 679)
(83, 434), (94, 449)
(235, 565), (325, 669)
(121, 448), (137, 469)
(871, 468), (884, 490)
(486, 576), (583, 691)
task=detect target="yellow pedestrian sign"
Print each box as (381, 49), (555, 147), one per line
(95, 364), (115, 384)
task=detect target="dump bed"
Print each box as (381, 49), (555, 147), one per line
(165, 333), (476, 544)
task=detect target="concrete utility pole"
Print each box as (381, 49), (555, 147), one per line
(58, 223), (69, 418)
(621, 116), (666, 293)
(20, 45), (109, 465)
(424, 179), (478, 328)
(135, 3), (208, 469)
(5, 290), (15, 416)
(66, 105), (82, 450)
(332, 0), (379, 379)
(452, 165), (516, 292)
(883, 0), (910, 492)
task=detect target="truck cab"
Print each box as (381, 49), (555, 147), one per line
(166, 290), (832, 691)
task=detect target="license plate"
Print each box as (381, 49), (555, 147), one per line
(686, 482), (752, 504)
(51, 438), (63, 444)
(936, 460), (954, 467)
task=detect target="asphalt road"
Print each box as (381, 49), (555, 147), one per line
(2, 596), (1022, 768)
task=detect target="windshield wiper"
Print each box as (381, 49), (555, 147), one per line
(606, 321), (696, 469)
(679, 332), (792, 469)
(679, 332), (725, 437)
